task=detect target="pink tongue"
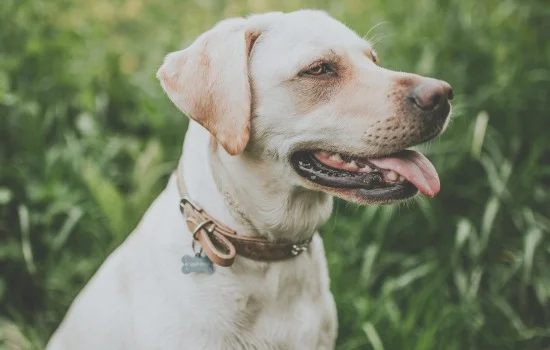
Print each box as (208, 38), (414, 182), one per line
(368, 150), (440, 197)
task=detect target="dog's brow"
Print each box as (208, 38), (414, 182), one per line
(323, 49), (340, 62)
(313, 49), (338, 60)
(297, 49), (340, 69)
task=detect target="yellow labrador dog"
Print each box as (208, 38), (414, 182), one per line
(48, 10), (452, 350)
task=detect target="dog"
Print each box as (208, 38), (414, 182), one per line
(47, 9), (452, 350)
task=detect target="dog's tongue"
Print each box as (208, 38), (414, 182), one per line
(368, 150), (440, 197)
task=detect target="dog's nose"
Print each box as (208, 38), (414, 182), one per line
(409, 80), (453, 111)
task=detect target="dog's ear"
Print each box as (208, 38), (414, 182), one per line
(157, 19), (262, 156)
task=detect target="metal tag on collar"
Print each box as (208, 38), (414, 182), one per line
(181, 255), (214, 275)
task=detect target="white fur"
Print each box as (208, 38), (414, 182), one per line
(48, 9), (449, 350)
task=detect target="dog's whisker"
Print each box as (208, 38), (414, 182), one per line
(367, 32), (387, 42)
(353, 203), (361, 216)
(370, 33), (395, 47)
(364, 21), (390, 41)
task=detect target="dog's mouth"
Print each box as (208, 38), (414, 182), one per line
(290, 149), (440, 203)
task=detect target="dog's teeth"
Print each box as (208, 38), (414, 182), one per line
(343, 160), (358, 171)
(387, 171), (398, 181)
(329, 153), (343, 162)
(359, 165), (372, 172)
(399, 175), (406, 182)
(317, 151), (330, 159)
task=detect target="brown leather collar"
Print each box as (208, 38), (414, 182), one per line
(176, 159), (311, 267)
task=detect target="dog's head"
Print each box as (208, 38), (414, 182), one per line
(158, 10), (453, 205)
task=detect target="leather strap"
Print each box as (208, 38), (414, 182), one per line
(176, 158), (311, 267)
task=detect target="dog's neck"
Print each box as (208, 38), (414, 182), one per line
(180, 122), (333, 242)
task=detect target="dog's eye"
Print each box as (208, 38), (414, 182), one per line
(303, 63), (332, 76)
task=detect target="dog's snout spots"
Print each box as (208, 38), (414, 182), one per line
(394, 76), (416, 88)
(371, 75), (453, 151)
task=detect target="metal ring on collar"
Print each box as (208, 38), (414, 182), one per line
(191, 219), (215, 241)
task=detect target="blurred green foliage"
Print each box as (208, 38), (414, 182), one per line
(1, 0), (549, 349)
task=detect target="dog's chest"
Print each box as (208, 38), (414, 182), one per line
(135, 255), (334, 350)
(213, 288), (326, 350)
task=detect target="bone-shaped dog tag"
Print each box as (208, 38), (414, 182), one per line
(181, 255), (214, 275)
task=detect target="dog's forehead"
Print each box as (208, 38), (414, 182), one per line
(262, 11), (368, 51)
(252, 11), (372, 73)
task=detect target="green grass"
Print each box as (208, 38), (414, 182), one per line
(1, 0), (549, 349)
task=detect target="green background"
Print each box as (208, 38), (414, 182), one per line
(1, 0), (549, 349)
